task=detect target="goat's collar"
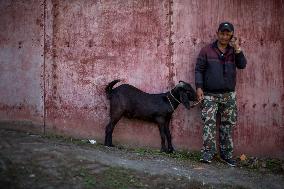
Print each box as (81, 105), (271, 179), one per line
(166, 89), (181, 112)
(166, 96), (175, 112)
(170, 89), (181, 104)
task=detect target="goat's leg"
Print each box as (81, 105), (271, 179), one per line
(104, 112), (122, 147)
(156, 117), (167, 153)
(104, 122), (115, 147)
(158, 125), (167, 153)
(165, 118), (174, 153)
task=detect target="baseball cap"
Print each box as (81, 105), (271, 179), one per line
(218, 22), (234, 32)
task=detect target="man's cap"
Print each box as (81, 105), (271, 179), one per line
(218, 22), (234, 32)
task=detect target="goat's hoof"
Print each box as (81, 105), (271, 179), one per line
(167, 150), (174, 154)
(160, 148), (167, 153)
(104, 143), (115, 147)
(168, 148), (175, 154)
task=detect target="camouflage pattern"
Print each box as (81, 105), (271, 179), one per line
(201, 92), (237, 160)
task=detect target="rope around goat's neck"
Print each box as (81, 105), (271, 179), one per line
(190, 100), (202, 108)
(166, 96), (175, 112)
(170, 89), (181, 103)
(168, 89), (202, 110)
(166, 89), (181, 112)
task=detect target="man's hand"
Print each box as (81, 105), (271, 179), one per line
(196, 88), (204, 102)
(230, 37), (242, 53)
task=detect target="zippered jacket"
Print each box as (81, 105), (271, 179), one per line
(195, 41), (247, 93)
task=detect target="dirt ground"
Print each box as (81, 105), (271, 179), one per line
(0, 127), (283, 189)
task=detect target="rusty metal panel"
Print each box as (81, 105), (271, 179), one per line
(44, 0), (172, 146)
(0, 0), (283, 157)
(172, 0), (284, 157)
(0, 0), (45, 127)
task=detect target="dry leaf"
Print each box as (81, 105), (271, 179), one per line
(240, 154), (247, 161)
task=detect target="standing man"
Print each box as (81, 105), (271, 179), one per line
(195, 22), (247, 167)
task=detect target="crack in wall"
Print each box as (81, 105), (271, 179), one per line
(167, 0), (175, 88)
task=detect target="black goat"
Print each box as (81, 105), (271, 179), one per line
(104, 79), (197, 153)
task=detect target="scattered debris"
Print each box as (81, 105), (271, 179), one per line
(29, 174), (35, 178)
(237, 155), (284, 173)
(240, 154), (247, 161)
(88, 140), (97, 144)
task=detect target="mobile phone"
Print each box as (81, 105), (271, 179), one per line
(229, 36), (237, 46)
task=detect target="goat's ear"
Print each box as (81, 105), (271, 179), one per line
(177, 81), (185, 88)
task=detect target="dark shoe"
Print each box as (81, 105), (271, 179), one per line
(221, 158), (236, 167)
(200, 153), (212, 163)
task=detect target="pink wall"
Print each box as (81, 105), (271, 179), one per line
(172, 0), (284, 157)
(0, 0), (283, 158)
(0, 0), (45, 128)
(43, 0), (171, 147)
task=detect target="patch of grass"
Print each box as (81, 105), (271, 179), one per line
(43, 133), (75, 143)
(266, 159), (281, 169)
(98, 167), (248, 189)
(102, 167), (143, 189)
(75, 166), (146, 189)
(132, 147), (202, 162)
(133, 147), (160, 156)
(74, 165), (149, 189)
(166, 150), (202, 162)
(77, 168), (97, 188)
(237, 156), (284, 174)
(43, 133), (92, 145)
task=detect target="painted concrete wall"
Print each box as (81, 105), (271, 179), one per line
(0, 0), (45, 128)
(0, 0), (283, 157)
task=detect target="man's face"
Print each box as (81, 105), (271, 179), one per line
(216, 30), (233, 46)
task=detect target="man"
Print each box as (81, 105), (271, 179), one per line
(195, 22), (247, 167)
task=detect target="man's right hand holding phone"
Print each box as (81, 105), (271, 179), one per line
(230, 36), (242, 53)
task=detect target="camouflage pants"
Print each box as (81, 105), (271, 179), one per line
(201, 92), (237, 160)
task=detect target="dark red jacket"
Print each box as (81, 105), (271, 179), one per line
(195, 41), (247, 93)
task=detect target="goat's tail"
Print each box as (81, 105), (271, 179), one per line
(105, 79), (121, 99)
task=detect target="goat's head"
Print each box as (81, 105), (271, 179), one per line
(175, 81), (197, 109)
